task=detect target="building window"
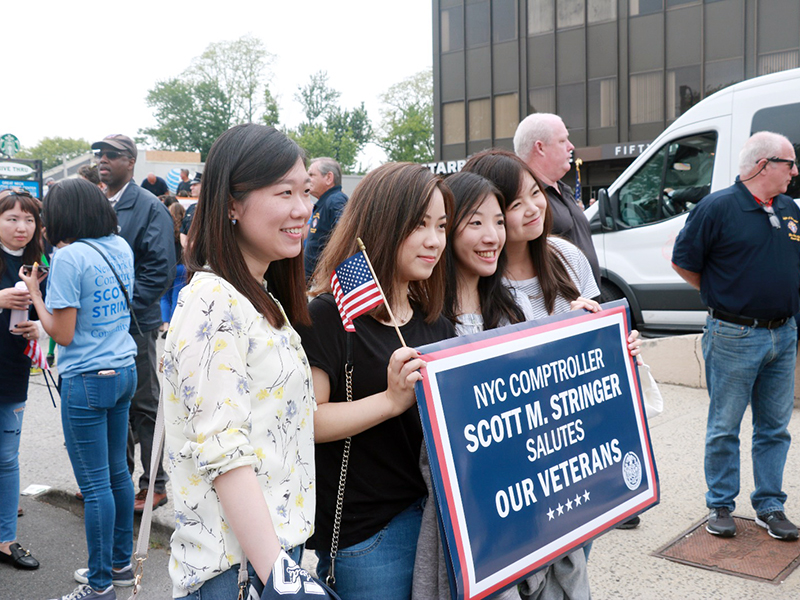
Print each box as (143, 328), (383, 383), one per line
(469, 99), (492, 140)
(466, 1), (490, 47)
(704, 58), (743, 96)
(528, 87), (555, 113)
(494, 93), (520, 138)
(557, 82), (586, 129)
(666, 66), (700, 121)
(666, 0), (698, 6)
(443, 102), (466, 144)
(442, 6), (464, 52)
(493, 0), (517, 42)
(528, 0), (554, 35)
(588, 78), (617, 129)
(588, 0), (616, 23)
(758, 50), (800, 76)
(629, 0), (662, 16)
(630, 71), (664, 124)
(557, 0), (585, 29)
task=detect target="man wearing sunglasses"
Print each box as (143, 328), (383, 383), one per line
(90, 134), (176, 514)
(672, 131), (800, 542)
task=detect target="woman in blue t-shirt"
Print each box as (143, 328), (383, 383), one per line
(20, 178), (137, 600)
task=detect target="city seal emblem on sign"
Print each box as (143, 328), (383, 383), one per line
(622, 451), (642, 490)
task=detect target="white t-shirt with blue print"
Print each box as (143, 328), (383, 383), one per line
(46, 234), (137, 377)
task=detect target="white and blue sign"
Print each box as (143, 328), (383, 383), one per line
(415, 301), (659, 600)
(0, 179), (40, 197)
(166, 168), (182, 193)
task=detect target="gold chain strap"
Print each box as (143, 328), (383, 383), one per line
(326, 362), (353, 588)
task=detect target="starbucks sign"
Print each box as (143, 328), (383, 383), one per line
(0, 134), (20, 157)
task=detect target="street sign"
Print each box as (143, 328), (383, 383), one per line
(0, 134), (21, 157)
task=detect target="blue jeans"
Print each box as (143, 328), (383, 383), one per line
(315, 498), (424, 600)
(61, 365), (137, 590)
(160, 264), (187, 323)
(0, 401), (25, 543)
(702, 317), (796, 514)
(181, 546), (303, 600)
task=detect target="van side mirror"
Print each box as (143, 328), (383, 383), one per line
(597, 188), (616, 232)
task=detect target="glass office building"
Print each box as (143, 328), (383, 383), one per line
(433, 0), (800, 198)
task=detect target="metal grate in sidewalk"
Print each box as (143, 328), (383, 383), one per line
(653, 516), (800, 584)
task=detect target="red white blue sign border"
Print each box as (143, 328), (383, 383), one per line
(416, 302), (659, 599)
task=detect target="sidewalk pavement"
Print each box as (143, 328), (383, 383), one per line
(4, 339), (800, 599)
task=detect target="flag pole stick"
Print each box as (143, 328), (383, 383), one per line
(357, 238), (407, 347)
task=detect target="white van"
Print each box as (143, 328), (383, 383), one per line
(586, 68), (800, 334)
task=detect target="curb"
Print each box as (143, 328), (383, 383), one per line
(36, 489), (175, 549)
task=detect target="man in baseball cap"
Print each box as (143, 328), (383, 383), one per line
(91, 134), (138, 161)
(90, 133), (176, 515)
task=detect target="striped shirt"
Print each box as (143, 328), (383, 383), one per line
(503, 237), (600, 320)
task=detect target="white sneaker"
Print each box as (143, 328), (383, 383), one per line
(50, 583), (116, 600)
(74, 565), (134, 587)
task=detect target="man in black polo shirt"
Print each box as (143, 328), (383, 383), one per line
(672, 131), (800, 541)
(514, 113), (600, 287)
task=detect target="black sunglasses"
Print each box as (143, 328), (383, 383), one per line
(93, 150), (129, 160)
(3, 188), (35, 199)
(765, 157), (797, 168)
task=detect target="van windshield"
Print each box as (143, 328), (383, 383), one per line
(616, 132), (717, 227)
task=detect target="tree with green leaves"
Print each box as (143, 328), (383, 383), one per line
(289, 72), (372, 173)
(378, 69), (434, 163)
(189, 34), (275, 124)
(140, 79), (232, 160)
(263, 87), (280, 127)
(140, 35), (277, 156)
(16, 137), (91, 171)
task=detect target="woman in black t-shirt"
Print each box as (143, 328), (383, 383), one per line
(298, 163), (455, 599)
(0, 189), (44, 572)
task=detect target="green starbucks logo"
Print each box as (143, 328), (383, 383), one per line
(0, 134), (20, 157)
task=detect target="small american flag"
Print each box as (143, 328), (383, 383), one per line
(330, 251), (384, 332)
(25, 339), (49, 370)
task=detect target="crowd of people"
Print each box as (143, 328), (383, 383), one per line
(1, 114), (797, 600)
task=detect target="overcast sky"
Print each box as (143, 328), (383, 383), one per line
(4, 0), (433, 167)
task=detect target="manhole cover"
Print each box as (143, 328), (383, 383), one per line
(653, 516), (800, 583)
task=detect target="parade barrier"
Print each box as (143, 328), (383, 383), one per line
(415, 301), (660, 600)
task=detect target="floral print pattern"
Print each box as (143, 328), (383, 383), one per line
(162, 272), (315, 597)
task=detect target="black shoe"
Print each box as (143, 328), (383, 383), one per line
(706, 507), (736, 537)
(617, 515), (641, 529)
(0, 542), (40, 570)
(756, 511), (799, 541)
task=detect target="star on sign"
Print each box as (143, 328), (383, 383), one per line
(566, 498), (573, 511)
(547, 507), (555, 521)
(574, 494), (582, 507)
(583, 490), (590, 503)
(557, 503), (564, 516)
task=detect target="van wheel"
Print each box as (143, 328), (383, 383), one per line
(599, 280), (638, 330)
(599, 280), (624, 303)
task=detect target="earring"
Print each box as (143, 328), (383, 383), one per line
(230, 218), (237, 225)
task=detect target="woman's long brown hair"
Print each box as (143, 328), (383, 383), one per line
(311, 162), (454, 324)
(463, 149), (579, 313)
(184, 124), (310, 327)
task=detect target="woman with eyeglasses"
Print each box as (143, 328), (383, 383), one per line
(0, 189), (45, 573)
(19, 179), (137, 600)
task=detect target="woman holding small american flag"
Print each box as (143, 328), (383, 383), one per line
(0, 188), (45, 573)
(297, 163), (457, 599)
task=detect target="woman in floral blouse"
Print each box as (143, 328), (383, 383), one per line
(161, 124), (316, 599)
